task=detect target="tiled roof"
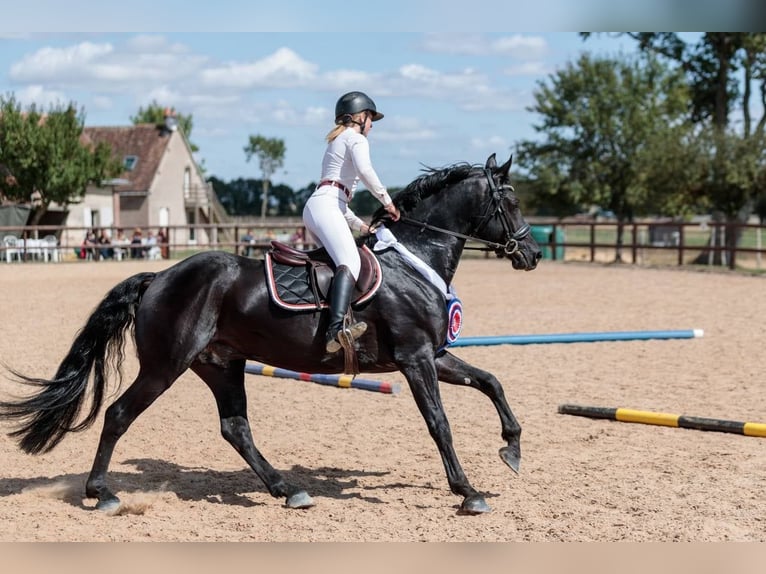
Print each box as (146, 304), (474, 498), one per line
(82, 124), (173, 192)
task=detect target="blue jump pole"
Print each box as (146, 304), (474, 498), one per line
(450, 329), (704, 347)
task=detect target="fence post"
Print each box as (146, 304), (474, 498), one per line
(631, 223), (637, 263)
(589, 223), (596, 262)
(677, 224), (684, 266)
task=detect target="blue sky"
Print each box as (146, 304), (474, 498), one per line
(0, 2), (756, 190)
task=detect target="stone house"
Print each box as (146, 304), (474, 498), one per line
(61, 116), (228, 248)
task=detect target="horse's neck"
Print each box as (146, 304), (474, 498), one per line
(385, 223), (463, 287)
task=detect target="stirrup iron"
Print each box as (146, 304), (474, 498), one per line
(326, 320), (367, 354)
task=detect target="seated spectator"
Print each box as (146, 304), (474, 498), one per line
(157, 228), (169, 259)
(97, 229), (113, 260)
(81, 230), (98, 260)
(113, 229), (130, 260)
(144, 230), (161, 260)
(130, 228), (143, 259)
(290, 227), (306, 250)
(241, 229), (255, 257)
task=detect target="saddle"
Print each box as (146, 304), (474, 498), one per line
(264, 240), (382, 312)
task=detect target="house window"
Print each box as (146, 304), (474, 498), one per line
(123, 155), (138, 171)
(183, 167), (191, 199)
(186, 209), (196, 241)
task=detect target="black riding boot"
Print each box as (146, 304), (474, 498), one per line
(326, 265), (367, 353)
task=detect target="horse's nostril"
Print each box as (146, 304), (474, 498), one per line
(535, 251), (542, 262)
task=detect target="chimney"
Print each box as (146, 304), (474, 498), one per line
(163, 107), (178, 133)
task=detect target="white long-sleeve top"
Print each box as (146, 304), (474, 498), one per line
(320, 128), (392, 208)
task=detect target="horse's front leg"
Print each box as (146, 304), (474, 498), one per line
(399, 353), (490, 515)
(435, 351), (521, 474)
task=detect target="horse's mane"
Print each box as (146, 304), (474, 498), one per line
(370, 162), (479, 226)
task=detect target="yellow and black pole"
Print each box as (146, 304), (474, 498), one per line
(558, 404), (766, 438)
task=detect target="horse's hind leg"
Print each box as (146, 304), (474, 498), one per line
(435, 351), (522, 473)
(86, 371), (175, 512)
(192, 359), (313, 509)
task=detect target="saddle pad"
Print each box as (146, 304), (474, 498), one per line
(264, 248), (383, 312)
(264, 255), (326, 311)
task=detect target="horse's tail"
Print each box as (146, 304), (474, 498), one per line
(0, 272), (156, 455)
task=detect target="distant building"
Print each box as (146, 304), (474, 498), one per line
(59, 113), (228, 247)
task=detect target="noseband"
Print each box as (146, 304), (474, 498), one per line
(400, 168), (530, 257)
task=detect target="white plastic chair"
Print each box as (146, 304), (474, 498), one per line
(3, 235), (21, 263)
(25, 238), (43, 260)
(41, 235), (60, 262)
(148, 245), (162, 260)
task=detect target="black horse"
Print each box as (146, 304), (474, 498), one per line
(0, 153), (541, 515)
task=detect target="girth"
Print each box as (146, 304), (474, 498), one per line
(264, 241), (382, 311)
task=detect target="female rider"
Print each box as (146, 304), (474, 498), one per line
(303, 91), (401, 353)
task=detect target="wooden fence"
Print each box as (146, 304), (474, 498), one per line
(527, 220), (765, 271)
(2, 219), (765, 271)
(1, 222), (310, 263)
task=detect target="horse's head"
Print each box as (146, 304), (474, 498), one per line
(473, 153), (541, 270)
(373, 153), (541, 271)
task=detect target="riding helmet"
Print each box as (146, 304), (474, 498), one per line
(335, 91), (384, 124)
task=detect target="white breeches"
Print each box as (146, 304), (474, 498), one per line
(303, 192), (361, 280)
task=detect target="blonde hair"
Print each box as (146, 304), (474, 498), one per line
(326, 111), (366, 143)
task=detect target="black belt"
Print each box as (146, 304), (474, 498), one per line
(317, 179), (350, 200)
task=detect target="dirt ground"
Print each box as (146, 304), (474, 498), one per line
(0, 256), (764, 542)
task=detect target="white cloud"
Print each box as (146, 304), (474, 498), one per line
(139, 85), (242, 122)
(470, 135), (510, 151)
(91, 95), (113, 110)
(491, 35), (548, 59)
(9, 38), (208, 89)
(386, 63), (487, 99)
(378, 63), (527, 112)
(375, 127), (438, 143)
(125, 34), (190, 54)
(503, 61), (552, 77)
(201, 47), (318, 88)
(14, 84), (68, 108)
(320, 69), (377, 91)
(269, 100), (328, 126)
(303, 106), (328, 125)
(420, 34), (488, 56)
(420, 33), (548, 59)
(10, 42), (114, 82)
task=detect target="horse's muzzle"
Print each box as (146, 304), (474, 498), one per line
(503, 244), (541, 270)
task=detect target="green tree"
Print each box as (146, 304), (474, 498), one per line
(243, 135), (286, 221)
(209, 176), (260, 216)
(0, 94), (121, 224)
(131, 100), (198, 152)
(211, 175), (300, 217)
(584, 33), (766, 264)
(516, 53), (691, 261)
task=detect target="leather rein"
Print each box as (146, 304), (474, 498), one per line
(399, 168), (531, 257)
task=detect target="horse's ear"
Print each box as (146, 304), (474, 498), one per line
(484, 153), (497, 171)
(497, 154), (513, 177)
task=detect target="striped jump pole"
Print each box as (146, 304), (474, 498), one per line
(450, 329), (704, 347)
(558, 404), (766, 438)
(244, 363), (400, 395)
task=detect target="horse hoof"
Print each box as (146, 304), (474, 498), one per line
(95, 497), (121, 514)
(286, 491), (314, 509)
(499, 446), (520, 474)
(458, 495), (491, 515)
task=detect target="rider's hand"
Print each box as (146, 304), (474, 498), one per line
(385, 203), (400, 221)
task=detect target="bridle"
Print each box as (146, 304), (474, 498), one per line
(400, 168), (531, 257)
